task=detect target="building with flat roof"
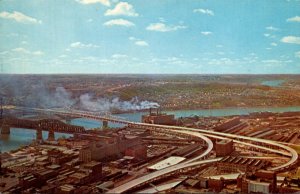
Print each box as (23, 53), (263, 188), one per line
(142, 108), (176, 125)
(147, 156), (186, 171)
(215, 139), (234, 157)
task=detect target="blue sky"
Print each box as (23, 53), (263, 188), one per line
(0, 0), (299, 74)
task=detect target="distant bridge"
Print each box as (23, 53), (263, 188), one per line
(1, 117), (85, 141)
(1, 107), (127, 140)
(11, 107), (129, 124)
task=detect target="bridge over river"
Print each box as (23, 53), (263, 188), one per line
(1, 106), (298, 193)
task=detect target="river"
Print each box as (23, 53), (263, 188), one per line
(261, 80), (284, 87)
(1, 106), (300, 152)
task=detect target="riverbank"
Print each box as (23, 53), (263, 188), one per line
(2, 106), (300, 153)
(5, 104), (300, 115)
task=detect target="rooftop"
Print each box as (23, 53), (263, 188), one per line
(147, 156), (186, 171)
(217, 139), (233, 144)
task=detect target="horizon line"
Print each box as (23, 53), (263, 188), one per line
(1, 73), (300, 76)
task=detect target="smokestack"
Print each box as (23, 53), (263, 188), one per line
(150, 108), (152, 115)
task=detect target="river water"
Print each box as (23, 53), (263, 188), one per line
(1, 106), (300, 152)
(261, 80), (284, 87)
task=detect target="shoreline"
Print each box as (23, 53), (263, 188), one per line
(2, 105), (300, 153)
(113, 105), (300, 115)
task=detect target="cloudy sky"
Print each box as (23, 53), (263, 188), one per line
(0, 0), (300, 74)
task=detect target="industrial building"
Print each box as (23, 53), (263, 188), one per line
(215, 139), (234, 157)
(142, 108), (176, 125)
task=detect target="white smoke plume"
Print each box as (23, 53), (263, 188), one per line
(0, 74), (160, 112)
(79, 93), (159, 112)
(53, 87), (76, 108)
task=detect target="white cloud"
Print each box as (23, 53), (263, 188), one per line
(281, 36), (300, 44)
(70, 42), (100, 48)
(295, 51), (300, 58)
(201, 31), (212, 35)
(266, 26), (279, 31)
(264, 33), (276, 39)
(216, 45), (223, 48)
(59, 55), (68, 58)
(87, 19), (93, 22)
(261, 59), (293, 68)
(287, 16), (300, 22)
(129, 36), (137, 41)
(262, 60), (279, 63)
(271, 42), (277, 46)
(128, 37), (149, 46)
(77, 0), (110, 6)
(135, 40), (149, 46)
(105, 2), (138, 16)
(193, 8), (214, 16)
(12, 47), (29, 54)
(146, 22), (186, 32)
(21, 41), (28, 45)
(112, 54), (127, 58)
(32, 51), (44, 56)
(11, 47), (44, 55)
(0, 11), (42, 24)
(103, 19), (135, 27)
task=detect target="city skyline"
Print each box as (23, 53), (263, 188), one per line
(0, 0), (300, 74)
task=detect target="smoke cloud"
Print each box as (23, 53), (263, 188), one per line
(79, 94), (159, 112)
(23, 84), (76, 109)
(0, 75), (159, 112)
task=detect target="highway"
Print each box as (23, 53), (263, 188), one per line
(107, 158), (222, 194)
(171, 129), (213, 164)
(9, 107), (299, 193)
(10, 106), (298, 171)
(138, 123), (298, 171)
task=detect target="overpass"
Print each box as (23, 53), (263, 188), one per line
(5, 107), (299, 193)
(7, 106), (298, 171)
(127, 122), (298, 172)
(107, 158), (222, 193)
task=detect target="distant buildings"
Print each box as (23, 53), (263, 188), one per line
(142, 108), (176, 125)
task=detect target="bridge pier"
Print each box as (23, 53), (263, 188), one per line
(36, 129), (43, 141)
(1, 125), (10, 135)
(47, 130), (55, 141)
(103, 121), (108, 129)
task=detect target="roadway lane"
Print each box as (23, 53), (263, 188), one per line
(172, 129), (213, 164)
(138, 122), (298, 171)
(107, 158), (222, 194)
